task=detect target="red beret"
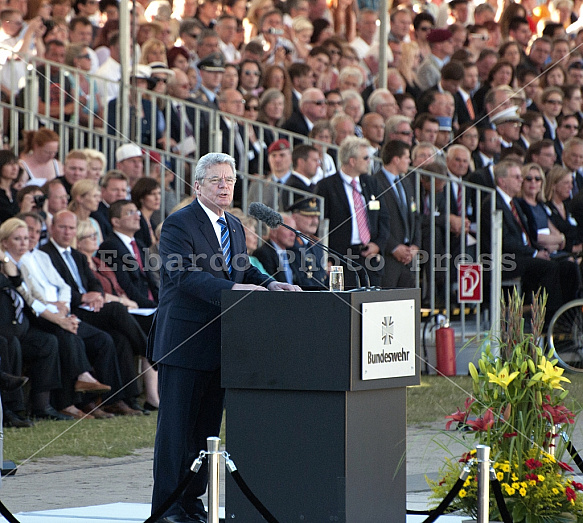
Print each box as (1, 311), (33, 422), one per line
(427, 29), (453, 44)
(267, 139), (290, 154)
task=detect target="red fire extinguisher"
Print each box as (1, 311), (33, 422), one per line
(435, 318), (456, 376)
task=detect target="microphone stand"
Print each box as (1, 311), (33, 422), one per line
(278, 222), (381, 292)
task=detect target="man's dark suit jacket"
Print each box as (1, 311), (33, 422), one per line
(252, 240), (292, 284)
(40, 241), (104, 309)
(168, 100), (198, 144)
(148, 199), (274, 370)
(554, 138), (564, 166)
(98, 233), (159, 308)
(454, 91), (475, 126)
(281, 110), (310, 137)
(314, 172), (389, 285)
(281, 173), (314, 210)
(372, 168), (420, 287)
(91, 201), (112, 238)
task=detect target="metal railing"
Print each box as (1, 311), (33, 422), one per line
(1, 56), (505, 338)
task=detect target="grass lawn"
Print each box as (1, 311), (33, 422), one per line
(5, 372), (583, 463)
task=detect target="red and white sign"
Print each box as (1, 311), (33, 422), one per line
(458, 264), (483, 303)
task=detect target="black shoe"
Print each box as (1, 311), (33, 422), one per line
(32, 406), (74, 421)
(4, 410), (34, 428)
(128, 400), (150, 415)
(144, 401), (159, 411)
(0, 373), (29, 392)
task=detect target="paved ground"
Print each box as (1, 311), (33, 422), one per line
(3, 419), (583, 519)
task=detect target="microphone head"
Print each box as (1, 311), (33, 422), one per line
(248, 202), (283, 228)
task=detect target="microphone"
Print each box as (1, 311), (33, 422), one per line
(248, 202), (375, 290)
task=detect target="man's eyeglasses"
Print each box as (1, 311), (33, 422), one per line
(124, 209), (141, 216)
(204, 176), (237, 185)
(563, 124), (579, 130)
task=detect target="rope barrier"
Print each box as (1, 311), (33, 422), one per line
(490, 468), (513, 523)
(143, 455), (204, 523)
(0, 499), (20, 523)
(224, 455), (280, 523)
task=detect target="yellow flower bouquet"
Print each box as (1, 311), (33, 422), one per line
(429, 291), (583, 522)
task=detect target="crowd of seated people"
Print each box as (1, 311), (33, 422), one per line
(0, 0), (583, 422)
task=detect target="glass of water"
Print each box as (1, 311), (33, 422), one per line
(329, 266), (344, 292)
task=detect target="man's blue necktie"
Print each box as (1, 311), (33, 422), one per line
(63, 249), (87, 294)
(218, 217), (232, 276)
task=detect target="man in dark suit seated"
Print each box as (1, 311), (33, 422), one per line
(315, 137), (390, 288)
(99, 199), (159, 309)
(41, 211), (147, 416)
(253, 213), (299, 284)
(516, 111), (545, 152)
(149, 152), (299, 523)
(372, 140), (420, 288)
(91, 170), (129, 238)
(481, 160), (577, 317)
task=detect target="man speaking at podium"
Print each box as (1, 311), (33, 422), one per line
(149, 152), (300, 523)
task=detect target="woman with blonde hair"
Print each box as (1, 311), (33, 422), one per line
(398, 41), (422, 98)
(68, 179), (103, 247)
(84, 149), (106, 181)
(544, 165), (583, 254)
(516, 163), (566, 253)
(245, 0), (274, 41)
(140, 38), (168, 65)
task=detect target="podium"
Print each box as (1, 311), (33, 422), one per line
(221, 289), (420, 523)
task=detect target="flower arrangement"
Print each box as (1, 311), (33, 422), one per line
(428, 290), (583, 522)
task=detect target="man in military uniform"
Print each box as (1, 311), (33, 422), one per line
(288, 197), (328, 289)
(192, 52), (225, 110)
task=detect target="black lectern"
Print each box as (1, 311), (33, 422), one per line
(221, 289), (420, 523)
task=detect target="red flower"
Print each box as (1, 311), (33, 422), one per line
(573, 482), (583, 491)
(541, 403), (575, 425)
(566, 486), (577, 502)
(525, 473), (539, 482)
(503, 432), (518, 438)
(467, 408), (495, 432)
(558, 461), (575, 472)
(445, 398), (474, 430)
(525, 459), (543, 470)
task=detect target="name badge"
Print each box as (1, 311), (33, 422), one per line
(368, 196), (380, 210)
(569, 216), (578, 226)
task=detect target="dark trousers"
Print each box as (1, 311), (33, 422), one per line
(381, 254), (416, 289)
(33, 316), (92, 410)
(0, 318), (61, 412)
(152, 364), (225, 520)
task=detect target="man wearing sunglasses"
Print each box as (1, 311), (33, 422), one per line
(315, 137), (389, 288)
(282, 87), (327, 137)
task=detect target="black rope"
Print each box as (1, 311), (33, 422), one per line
(228, 469), (280, 523)
(144, 470), (198, 523)
(421, 477), (465, 523)
(566, 441), (583, 474)
(0, 499), (20, 523)
(491, 477), (513, 523)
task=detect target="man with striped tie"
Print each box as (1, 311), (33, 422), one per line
(149, 152), (300, 523)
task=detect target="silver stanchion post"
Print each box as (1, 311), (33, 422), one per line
(207, 436), (221, 523)
(476, 445), (491, 523)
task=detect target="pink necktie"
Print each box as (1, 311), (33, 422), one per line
(351, 179), (371, 246)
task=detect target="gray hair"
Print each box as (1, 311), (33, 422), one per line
(341, 89), (364, 114)
(446, 144), (471, 161)
(411, 141), (438, 161)
(338, 66), (364, 88)
(385, 114), (412, 135)
(368, 88), (394, 113)
(339, 136), (370, 165)
(194, 153), (236, 183)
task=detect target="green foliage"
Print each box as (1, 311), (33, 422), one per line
(430, 290), (583, 522)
